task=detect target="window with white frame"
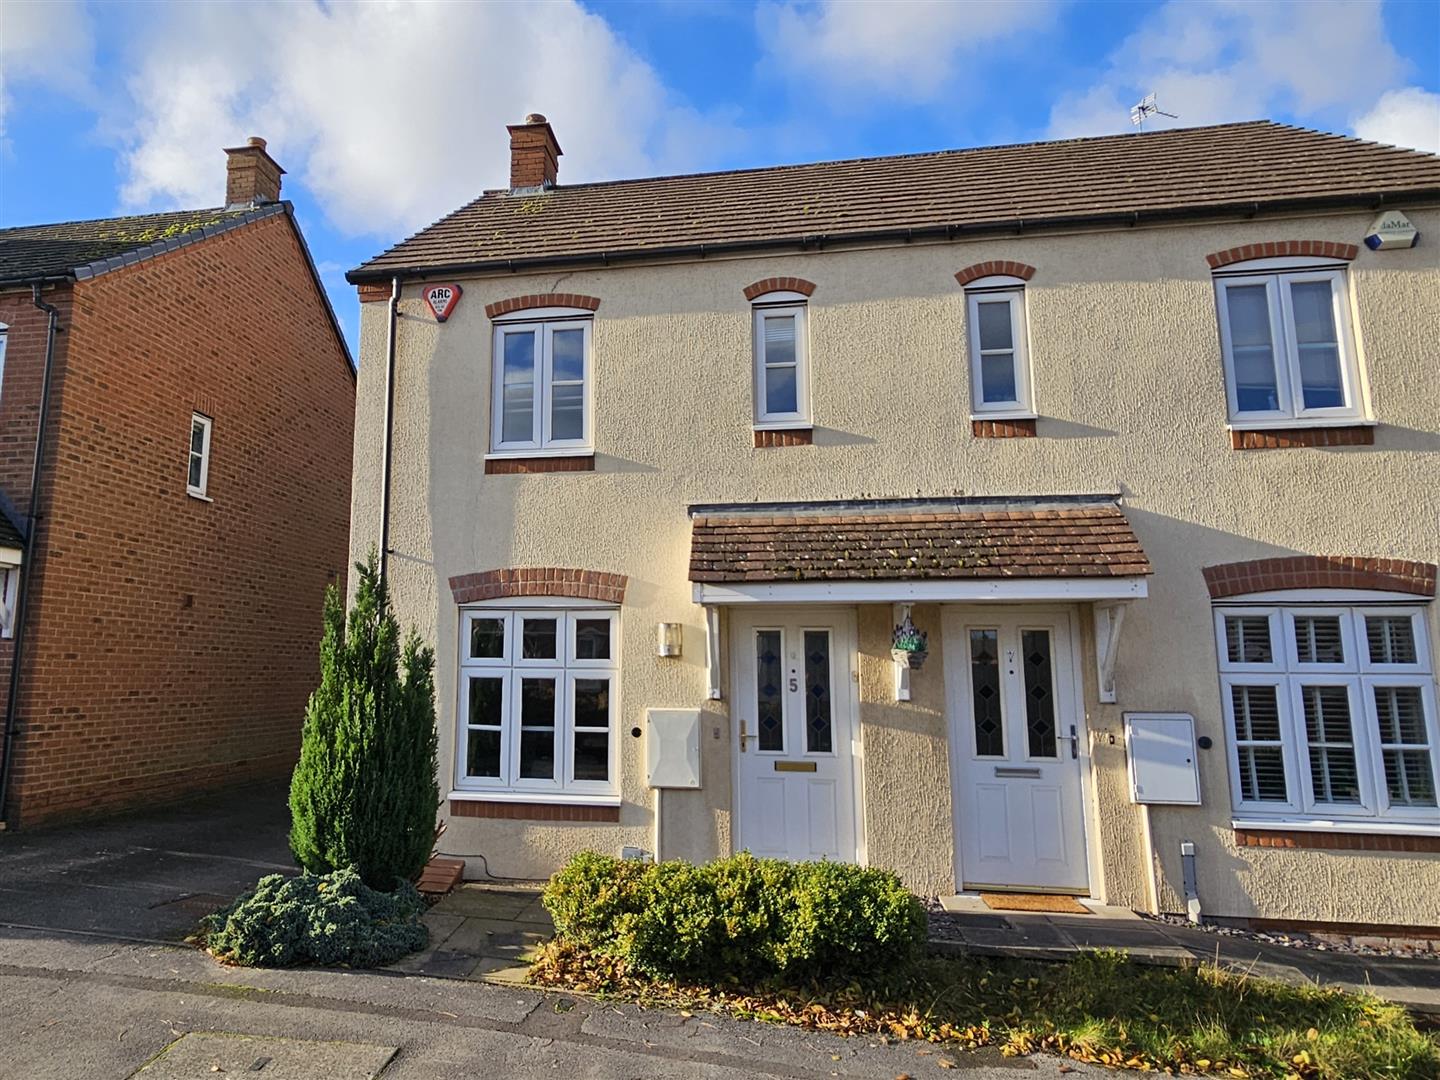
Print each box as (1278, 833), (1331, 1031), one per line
(1213, 259), (1365, 425)
(188, 413), (212, 497)
(0, 566), (16, 639)
(752, 294), (811, 427)
(490, 314), (592, 454)
(0, 322), (8, 409)
(965, 278), (1032, 416)
(1215, 601), (1438, 826)
(457, 606), (617, 797)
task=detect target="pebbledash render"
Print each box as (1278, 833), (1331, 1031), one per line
(346, 116), (1440, 933)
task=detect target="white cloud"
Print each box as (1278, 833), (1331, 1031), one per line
(0, 0), (96, 137)
(755, 0), (1058, 103)
(111, 0), (746, 237)
(1353, 87), (1440, 154)
(1047, 0), (1410, 139)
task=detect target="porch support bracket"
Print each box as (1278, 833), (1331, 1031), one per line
(1093, 600), (1130, 704)
(704, 605), (722, 700)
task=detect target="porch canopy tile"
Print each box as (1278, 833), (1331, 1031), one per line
(688, 496), (1152, 592)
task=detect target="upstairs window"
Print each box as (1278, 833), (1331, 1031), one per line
(964, 278), (1032, 417)
(188, 413), (212, 498)
(752, 293), (811, 427)
(0, 322), (8, 408)
(490, 313), (592, 455)
(1213, 260), (1364, 425)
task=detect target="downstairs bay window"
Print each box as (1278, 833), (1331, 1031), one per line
(1215, 602), (1438, 828)
(457, 606), (617, 799)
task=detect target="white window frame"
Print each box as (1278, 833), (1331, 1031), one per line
(455, 605), (619, 800)
(1214, 599), (1439, 828)
(489, 311), (594, 457)
(0, 322), (8, 409)
(1212, 259), (1366, 427)
(964, 277), (1033, 418)
(0, 566), (17, 640)
(187, 413), (213, 499)
(751, 292), (811, 428)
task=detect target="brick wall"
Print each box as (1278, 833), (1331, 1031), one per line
(3, 213), (355, 825)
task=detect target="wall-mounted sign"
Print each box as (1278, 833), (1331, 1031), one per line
(1364, 210), (1419, 251)
(423, 283), (463, 322)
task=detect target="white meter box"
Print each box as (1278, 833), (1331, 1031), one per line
(646, 708), (701, 789)
(1124, 713), (1201, 805)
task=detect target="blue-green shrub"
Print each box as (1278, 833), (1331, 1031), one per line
(542, 852), (925, 982)
(202, 867), (428, 968)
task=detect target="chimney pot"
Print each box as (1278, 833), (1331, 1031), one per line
(224, 136), (285, 209)
(507, 114), (562, 191)
(247, 136), (267, 149)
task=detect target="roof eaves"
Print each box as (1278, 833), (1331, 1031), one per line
(72, 204), (286, 282)
(686, 493), (1126, 519)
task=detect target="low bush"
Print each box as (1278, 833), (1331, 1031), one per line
(202, 867), (428, 968)
(542, 851), (926, 982)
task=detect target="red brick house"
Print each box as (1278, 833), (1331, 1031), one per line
(0, 138), (355, 827)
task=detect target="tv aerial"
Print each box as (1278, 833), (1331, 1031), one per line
(1130, 93), (1178, 130)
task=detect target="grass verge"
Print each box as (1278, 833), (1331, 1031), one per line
(529, 941), (1439, 1079)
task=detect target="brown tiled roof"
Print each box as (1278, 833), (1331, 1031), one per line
(689, 504), (1151, 583)
(350, 122), (1440, 280)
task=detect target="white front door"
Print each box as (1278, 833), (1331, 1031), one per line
(944, 609), (1089, 892)
(732, 608), (861, 862)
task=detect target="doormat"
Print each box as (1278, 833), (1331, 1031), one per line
(980, 892), (1089, 914)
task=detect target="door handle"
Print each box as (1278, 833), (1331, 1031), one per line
(1058, 724), (1079, 760)
(739, 719), (758, 752)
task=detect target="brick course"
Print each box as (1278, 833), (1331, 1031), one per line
(742, 277), (816, 300)
(1206, 239), (1359, 269)
(449, 798), (619, 822)
(0, 212), (354, 825)
(972, 418), (1037, 438)
(1203, 556), (1436, 599)
(1230, 425), (1374, 450)
(448, 567), (628, 605)
(954, 261), (1036, 286)
(484, 455), (594, 474)
(754, 428), (813, 448)
(483, 293), (600, 319)
(1235, 829), (1440, 853)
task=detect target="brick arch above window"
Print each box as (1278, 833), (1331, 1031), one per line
(1205, 240), (1358, 269)
(743, 277), (816, 300)
(484, 293), (601, 319)
(449, 567), (628, 605)
(954, 261), (1036, 287)
(1203, 556), (1437, 600)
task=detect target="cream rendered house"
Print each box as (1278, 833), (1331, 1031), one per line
(346, 117), (1440, 934)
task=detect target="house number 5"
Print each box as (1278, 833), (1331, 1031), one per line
(788, 676), (799, 692)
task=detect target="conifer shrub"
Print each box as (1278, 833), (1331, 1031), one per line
(288, 552), (439, 890)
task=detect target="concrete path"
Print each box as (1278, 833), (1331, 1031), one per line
(389, 883), (553, 983)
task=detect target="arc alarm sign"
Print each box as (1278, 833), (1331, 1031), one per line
(423, 283), (463, 322)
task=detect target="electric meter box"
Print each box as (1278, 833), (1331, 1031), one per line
(646, 708), (701, 789)
(1124, 713), (1201, 805)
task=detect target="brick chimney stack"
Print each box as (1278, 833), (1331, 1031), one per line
(224, 136), (285, 209)
(507, 113), (562, 191)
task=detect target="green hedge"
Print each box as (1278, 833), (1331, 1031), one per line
(202, 868), (428, 968)
(543, 852), (926, 982)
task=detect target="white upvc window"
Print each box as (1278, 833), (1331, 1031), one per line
(752, 294), (811, 427)
(1213, 260), (1365, 426)
(0, 566), (16, 640)
(490, 314), (593, 455)
(456, 606), (618, 798)
(965, 278), (1033, 417)
(187, 413), (212, 498)
(0, 322), (8, 408)
(1215, 601), (1438, 826)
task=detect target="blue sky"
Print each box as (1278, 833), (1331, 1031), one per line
(2, 0), (1437, 354)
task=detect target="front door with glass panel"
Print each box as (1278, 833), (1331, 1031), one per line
(944, 609), (1088, 892)
(732, 609), (860, 862)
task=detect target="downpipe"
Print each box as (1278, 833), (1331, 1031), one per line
(377, 277), (399, 586)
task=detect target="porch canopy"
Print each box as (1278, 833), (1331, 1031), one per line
(689, 495), (1152, 605)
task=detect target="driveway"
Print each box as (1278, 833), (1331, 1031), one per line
(0, 781), (293, 942)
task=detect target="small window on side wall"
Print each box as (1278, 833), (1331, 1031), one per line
(1213, 260), (1365, 426)
(964, 277), (1033, 418)
(188, 413), (212, 498)
(752, 293), (810, 428)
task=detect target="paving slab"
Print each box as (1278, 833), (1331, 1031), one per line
(429, 885), (541, 921)
(130, 1031), (397, 1079)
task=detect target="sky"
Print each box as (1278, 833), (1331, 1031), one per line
(2, 0), (1438, 354)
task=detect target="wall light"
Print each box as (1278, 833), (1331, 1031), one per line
(657, 622), (683, 658)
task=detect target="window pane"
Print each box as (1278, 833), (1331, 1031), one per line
(979, 351), (1018, 404)
(1374, 686), (1435, 807)
(574, 677), (609, 728)
(501, 331), (536, 442)
(1290, 280), (1344, 410)
(764, 365), (798, 415)
(469, 618), (505, 659)
(573, 731), (609, 781)
(970, 629), (1003, 757)
(1230, 684), (1288, 802)
(519, 677), (556, 779)
(755, 629), (784, 752)
(551, 328), (585, 382)
(575, 618), (610, 660)
(1225, 616), (1273, 664)
(1294, 615), (1345, 665)
(762, 315), (796, 365)
(1302, 685), (1360, 804)
(550, 382), (584, 441)
(804, 630), (832, 754)
(976, 299), (1013, 351)
(1022, 629), (1056, 758)
(573, 678), (610, 782)
(466, 730), (501, 778)
(188, 455), (203, 489)
(1366, 616), (1417, 665)
(1225, 284), (1279, 412)
(522, 618), (557, 659)
(468, 676), (503, 726)
(191, 422), (206, 454)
